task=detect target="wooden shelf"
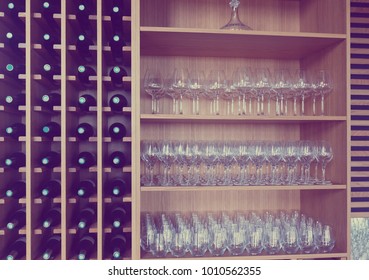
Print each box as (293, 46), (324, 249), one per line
(0, 136), (26, 142)
(141, 185), (347, 192)
(103, 221), (132, 234)
(140, 27), (346, 59)
(140, 114), (347, 123)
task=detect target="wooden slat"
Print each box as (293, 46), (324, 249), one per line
(351, 110), (369, 115)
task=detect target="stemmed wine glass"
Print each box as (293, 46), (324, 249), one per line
(273, 69), (292, 116)
(314, 70), (333, 115)
(254, 68), (272, 116)
(169, 68), (189, 115)
(141, 141), (159, 186)
(316, 141), (333, 185)
(293, 69), (311, 116)
(206, 70), (227, 115)
(187, 70), (206, 115)
(144, 69), (164, 114)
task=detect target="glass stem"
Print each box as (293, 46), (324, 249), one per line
(242, 95), (246, 115)
(293, 97), (297, 116)
(238, 96), (242, 115)
(321, 94), (325, 116)
(151, 97), (155, 114)
(313, 96), (316, 116)
(276, 96), (280, 116)
(192, 98), (196, 115)
(179, 94), (183, 114)
(301, 94), (305, 116)
(196, 96), (200, 115)
(149, 166), (154, 186)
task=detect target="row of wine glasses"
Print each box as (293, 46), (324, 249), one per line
(351, 218), (369, 260)
(143, 68), (332, 116)
(140, 140), (333, 187)
(141, 210), (335, 258)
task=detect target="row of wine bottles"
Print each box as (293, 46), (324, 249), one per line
(2, 151), (128, 169)
(3, 122), (128, 140)
(4, 205), (129, 232)
(2, 177), (129, 199)
(4, 233), (128, 260)
(4, 31), (129, 64)
(1, 92), (129, 111)
(2, 63), (129, 86)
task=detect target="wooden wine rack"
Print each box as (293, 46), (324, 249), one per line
(0, 0), (133, 260)
(0, 0), (353, 260)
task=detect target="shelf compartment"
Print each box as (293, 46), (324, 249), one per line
(140, 114), (347, 123)
(140, 27), (346, 59)
(141, 185), (347, 192)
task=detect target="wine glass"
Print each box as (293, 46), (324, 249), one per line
(221, 0), (252, 30)
(293, 69), (311, 116)
(141, 141), (159, 186)
(187, 70), (206, 115)
(169, 68), (189, 115)
(314, 70), (333, 116)
(206, 70), (227, 115)
(254, 68), (272, 116)
(316, 141), (333, 185)
(143, 69), (164, 114)
(299, 140), (315, 185)
(273, 69), (292, 116)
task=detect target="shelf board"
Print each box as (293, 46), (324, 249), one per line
(140, 114), (347, 123)
(104, 194), (132, 203)
(33, 136), (62, 142)
(34, 106), (62, 112)
(34, 167), (61, 173)
(34, 197), (62, 204)
(0, 136), (26, 142)
(102, 106), (132, 113)
(140, 27), (346, 59)
(141, 252), (348, 260)
(68, 196), (98, 204)
(104, 166), (132, 173)
(141, 184), (347, 192)
(102, 15), (131, 22)
(0, 167), (26, 173)
(103, 137), (132, 143)
(0, 197), (26, 204)
(34, 227), (61, 235)
(103, 221), (132, 233)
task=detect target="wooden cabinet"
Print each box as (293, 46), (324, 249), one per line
(133, 0), (350, 259)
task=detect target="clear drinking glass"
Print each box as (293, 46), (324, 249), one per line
(143, 69), (164, 114)
(187, 70), (206, 115)
(314, 70), (333, 116)
(316, 141), (333, 185)
(169, 68), (189, 115)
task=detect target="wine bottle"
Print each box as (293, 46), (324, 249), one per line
(6, 1), (25, 26)
(109, 66), (127, 87)
(41, 92), (61, 109)
(109, 94), (128, 111)
(76, 123), (94, 140)
(76, 3), (93, 36)
(40, 179), (61, 198)
(77, 152), (96, 168)
(109, 151), (126, 168)
(109, 35), (126, 63)
(42, 63), (61, 83)
(42, 33), (59, 56)
(76, 34), (93, 62)
(109, 234), (127, 259)
(76, 179), (96, 198)
(108, 122), (127, 139)
(41, 1), (60, 30)
(5, 31), (25, 51)
(78, 94), (96, 111)
(4, 93), (25, 108)
(5, 63), (25, 79)
(105, 178), (126, 197)
(6, 207), (26, 231)
(77, 207), (96, 229)
(5, 180), (26, 199)
(77, 65), (96, 84)
(5, 237), (26, 260)
(41, 235), (61, 260)
(110, 6), (123, 35)
(40, 151), (61, 168)
(76, 235), (95, 260)
(41, 122), (61, 138)
(42, 207), (61, 229)
(108, 206), (127, 229)
(5, 123), (25, 139)
(3, 152), (25, 169)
